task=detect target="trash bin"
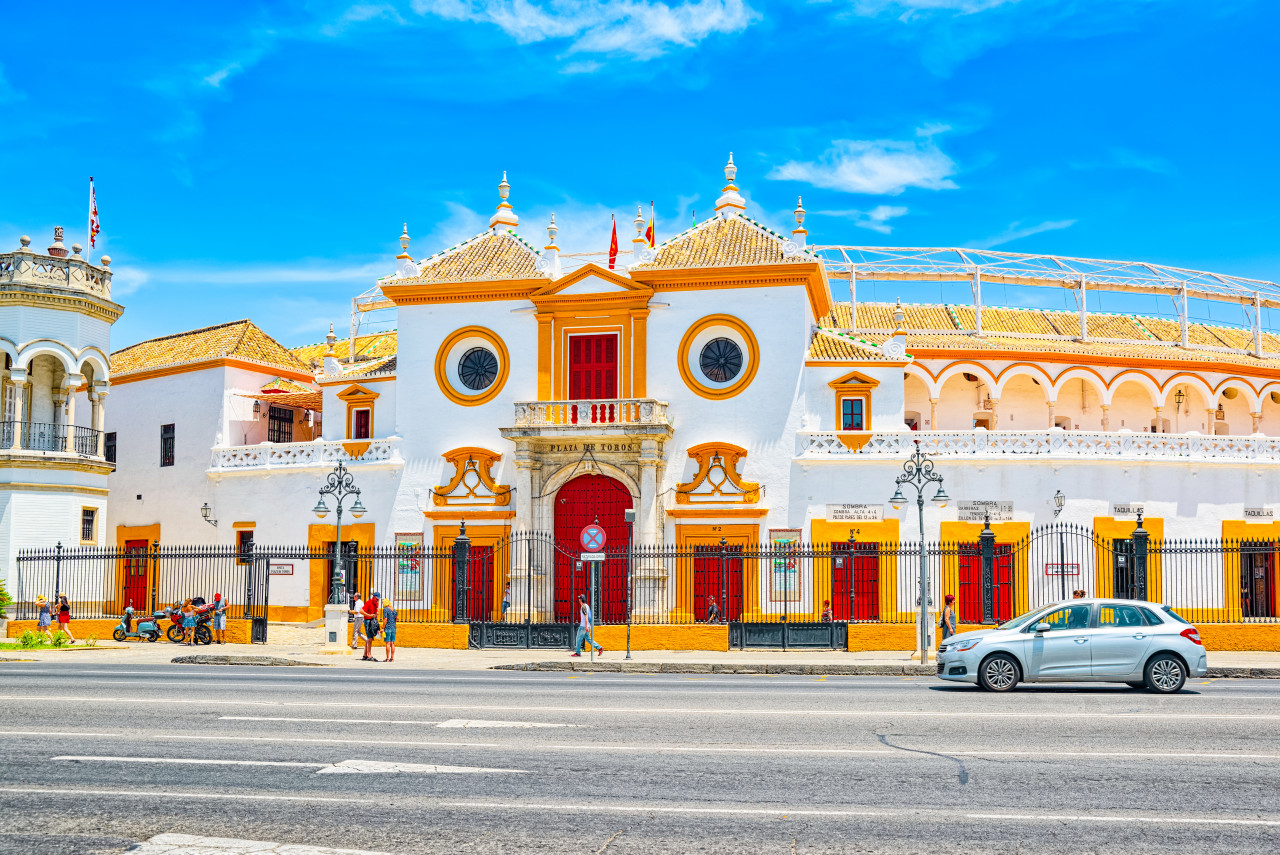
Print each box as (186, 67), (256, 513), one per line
(251, 616), (268, 644)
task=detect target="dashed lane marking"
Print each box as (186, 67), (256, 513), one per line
(51, 756), (525, 774)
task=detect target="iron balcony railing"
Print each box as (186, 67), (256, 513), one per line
(1, 421), (102, 456)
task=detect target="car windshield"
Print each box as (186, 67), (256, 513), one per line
(998, 610), (1045, 631)
(1161, 606), (1192, 625)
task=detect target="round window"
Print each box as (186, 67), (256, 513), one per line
(699, 337), (743, 383)
(458, 347), (499, 391)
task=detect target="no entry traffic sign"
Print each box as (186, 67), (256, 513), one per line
(580, 524), (606, 551)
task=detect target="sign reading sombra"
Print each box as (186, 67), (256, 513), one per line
(957, 500), (1013, 522)
(826, 504), (883, 522)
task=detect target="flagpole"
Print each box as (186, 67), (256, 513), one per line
(87, 177), (93, 263)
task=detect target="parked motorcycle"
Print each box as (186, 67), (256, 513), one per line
(164, 598), (213, 644)
(112, 606), (161, 643)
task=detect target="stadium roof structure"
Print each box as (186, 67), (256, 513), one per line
(812, 246), (1280, 355)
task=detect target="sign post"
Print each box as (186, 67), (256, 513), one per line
(580, 524), (606, 662)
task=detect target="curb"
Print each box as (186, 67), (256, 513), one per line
(492, 661), (936, 675)
(170, 655), (327, 667)
(491, 662), (1280, 678)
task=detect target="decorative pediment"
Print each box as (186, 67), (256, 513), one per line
(533, 263), (649, 297)
(828, 369), (880, 390)
(675, 441), (761, 505)
(336, 383), (379, 404)
(433, 447), (511, 507)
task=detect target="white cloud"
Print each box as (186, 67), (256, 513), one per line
(321, 3), (408, 37)
(846, 0), (1018, 16)
(816, 205), (910, 234)
(767, 136), (958, 195)
(966, 219), (1076, 250)
(413, 0), (758, 58)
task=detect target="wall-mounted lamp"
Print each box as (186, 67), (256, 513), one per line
(1216, 404), (1226, 421)
(200, 502), (218, 527)
(1174, 389), (1185, 413)
(252, 400), (262, 418)
(1053, 489), (1065, 518)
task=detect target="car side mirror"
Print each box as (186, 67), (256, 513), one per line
(1033, 622), (1052, 634)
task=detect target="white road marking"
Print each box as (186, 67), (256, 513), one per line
(966, 813), (1280, 827)
(440, 801), (891, 817)
(130, 832), (390, 854)
(51, 755), (524, 774)
(55, 755), (324, 768)
(436, 719), (578, 728)
(220, 716), (441, 725)
(15, 730), (1280, 761)
(7, 695), (1280, 719)
(317, 759), (524, 774)
(0, 787), (368, 803)
(0, 730), (116, 738)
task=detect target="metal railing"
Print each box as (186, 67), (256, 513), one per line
(0, 422), (103, 456)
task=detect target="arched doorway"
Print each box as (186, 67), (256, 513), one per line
(553, 474), (634, 623)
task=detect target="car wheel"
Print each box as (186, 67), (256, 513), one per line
(978, 653), (1020, 692)
(1144, 654), (1186, 694)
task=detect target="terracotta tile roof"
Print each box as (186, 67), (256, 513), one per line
(407, 230), (546, 283)
(632, 213), (815, 270)
(292, 331), (399, 370)
(821, 303), (958, 331)
(340, 355), (396, 378)
(807, 330), (901, 361)
(260, 377), (315, 394)
(112, 320), (311, 376)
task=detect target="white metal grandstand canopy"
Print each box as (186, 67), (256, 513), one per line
(813, 246), (1280, 355)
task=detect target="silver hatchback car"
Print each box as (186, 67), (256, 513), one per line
(935, 598), (1208, 693)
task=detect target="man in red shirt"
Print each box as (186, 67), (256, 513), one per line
(360, 591), (380, 661)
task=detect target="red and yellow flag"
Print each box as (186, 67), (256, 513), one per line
(88, 177), (101, 249)
(645, 201), (655, 248)
(608, 215), (618, 269)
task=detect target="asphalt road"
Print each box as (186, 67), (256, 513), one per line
(1, 663), (1278, 854)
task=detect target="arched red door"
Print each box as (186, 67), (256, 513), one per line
(553, 474), (633, 623)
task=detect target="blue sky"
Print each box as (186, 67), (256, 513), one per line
(2, 0), (1277, 349)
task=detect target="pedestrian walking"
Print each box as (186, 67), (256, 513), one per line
(501, 584), (511, 621)
(705, 594), (720, 624)
(36, 596), (54, 642)
(940, 594), (957, 642)
(360, 591), (381, 661)
(349, 591), (365, 649)
(180, 598), (196, 645)
(381, 598), (397, 662)
(212, 592), (228, 644)
(571, 594), (603, 657)
(55, 593), (76, 644)
(821, 599), (833, 623)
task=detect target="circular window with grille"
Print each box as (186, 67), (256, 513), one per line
(699, 338), (742, 383)
(458, 346), (499, 391)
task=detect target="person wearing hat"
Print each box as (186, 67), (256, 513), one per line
(359, 591), (381, 661)
(380, 598), (397, 663)
(212, 593), (228, 644)
(55, 593), (76, 644)
(36, 596), (53, 642)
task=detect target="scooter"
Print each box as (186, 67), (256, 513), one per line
(113, 606), (161, 642)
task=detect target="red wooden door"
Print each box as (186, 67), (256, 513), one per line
(694, 545), (743, 621)
(569, 334), (618, 400)
(553, 474), (633, 622)
(832, 543), (880, 621)
(467, 545), (495, 621)
(123, 539), (149, 611)
(958, 544), (1013, 624)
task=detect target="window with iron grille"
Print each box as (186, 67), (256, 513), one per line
(267, 405), (294, 443)
(160, 424), (175, 467)
(80, 508), (96, 543)
(237, 529), (255, 565)
(104, 431), (116, 463)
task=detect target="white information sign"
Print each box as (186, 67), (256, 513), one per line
(580, 552), (606, 562)
(1245, 507), (1275, 519)
(1112, 503), (1144, 517)
(268, 563), (294, 576)
(957, 500), (1013, 522)
(826, 503), (884, 522)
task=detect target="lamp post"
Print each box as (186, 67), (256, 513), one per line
(890, 440), (949, 666)
(1053, 490), (1067, 601)
(312, 461), (367, 605)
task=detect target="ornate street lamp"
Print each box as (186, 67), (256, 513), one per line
(200, 503), (218, 527)
(890, 440), (948, 665)
(313, 461), (367, 605)
(1053, 490), (1068, 602)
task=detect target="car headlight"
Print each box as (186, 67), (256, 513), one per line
(951, 638), (982, 652)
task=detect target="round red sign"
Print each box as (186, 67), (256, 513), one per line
(580, 524), (606, 551)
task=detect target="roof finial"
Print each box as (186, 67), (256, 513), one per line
(714, 152), (746, 217)
(396, 223), (412, 260)
(325, 323), (336, 356)
(791, 196), (807, 248)
(489, 170), (519, 231)
(633, 205), (645, 240)
(893, 297), (905, 333)
(546, 212), (558, 249)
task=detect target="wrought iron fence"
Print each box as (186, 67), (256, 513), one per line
(13, 523), (1277, 635)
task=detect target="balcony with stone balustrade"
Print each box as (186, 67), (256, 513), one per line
(208, 436), (403, 473)
(502, 398), (673, 442)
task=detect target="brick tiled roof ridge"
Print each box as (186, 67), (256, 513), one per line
(112, 319), (311, 376)
(409, 230), (546, 283)
(633, 212), (816, 270)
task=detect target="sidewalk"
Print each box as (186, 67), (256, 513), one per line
(2, 633), (1279, 675)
